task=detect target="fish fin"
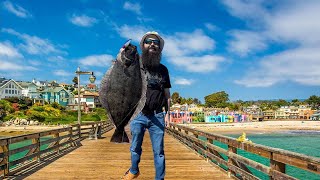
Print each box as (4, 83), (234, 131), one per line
(99, 67), (116, 125)
(110, 128), (129, 143)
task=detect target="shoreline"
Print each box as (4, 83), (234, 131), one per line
(1, 120), (320, 137)
(0, 125), (61, 137)
(182, 121), (320, 135)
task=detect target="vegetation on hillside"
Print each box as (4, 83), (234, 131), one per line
(0, 98), (109, 125)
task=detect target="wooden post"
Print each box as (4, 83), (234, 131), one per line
(0, 141), (9, 177)
(53, 132), (60, 154)
(68, 127), (74, 146)
(32, 135), (41, 162)
(228, 145), (237, 177)
(206, 138), (213, 162)
(270, 159), (286, 180)
(78, 124), (81, 139)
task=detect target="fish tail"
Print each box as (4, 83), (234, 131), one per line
(110, 128), (129, 143)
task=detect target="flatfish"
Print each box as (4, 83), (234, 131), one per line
(99, 42), (146, 143)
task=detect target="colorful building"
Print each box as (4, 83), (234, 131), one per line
(165, 110), (192, 126)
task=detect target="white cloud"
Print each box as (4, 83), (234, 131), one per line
(69, 14), (97, 27)
(3, 1), (32, 18)
(2, 28), (67, 55)
(221, 0), (269, 24)
(0, 60), (37, 71)
(174, 77), (194, 86)
(204, 23), (218, 31)
(223, 0), (320, 87)
(116, 25), (148, 43)
(48, 55), (66, 62)
(137, 17), (153, 23)
(227, 30), (267, 57)
(164, 30), (226, 73)
(0, 41), (22, 58)
(170, 55), (225, 73)
(266, 1), (320, 46)
(94, 71), (103, 77)
(53, 70), (73, 76)
(114, 25), (226, 73)
(123, 2), (142, 15)
(28, 60), (41, 66)
(78, 54), (114, 67)
(164, 29), (215, 57)
(235, 47), (320, 87)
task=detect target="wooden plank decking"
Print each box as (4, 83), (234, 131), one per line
(15, 129), (232, 180)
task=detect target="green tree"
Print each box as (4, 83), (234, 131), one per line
(185, 98), (193, 105)
(171, 92), (180, 104)
(204, 91), (229, 108)
(72, 76), (78, 87)
(192, 113), (204, 122)
(274, 99), (289, 107)
(3, 97), (19, 103)
(291, 99), (301, 106)
(228, 102), (240, 111)
(305, 95), (320, 110)
(0, 100), (14, 120)
(193, 98), (201, 104)
(18, 97), (33, 110)
(69, 86), (75, 92)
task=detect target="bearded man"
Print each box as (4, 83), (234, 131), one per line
(122, 32), (171, 180)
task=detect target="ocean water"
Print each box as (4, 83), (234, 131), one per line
(222, 131), (320, 180)
(1, 137), (51, 165)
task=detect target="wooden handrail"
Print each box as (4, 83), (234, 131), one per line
(0, 121), (114, 178)
(167, 123), (320, 180)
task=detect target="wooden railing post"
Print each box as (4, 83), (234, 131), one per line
(32, 135), (40, 162)
(78, 124), (81, 139)
(0, 140), (9, 178)
(53, 132), (60, 154)
(270, 158), (286, 180)
(68, 127), (73, 144)
(228, 145), (237, 177)
(206, 138), (213, 162)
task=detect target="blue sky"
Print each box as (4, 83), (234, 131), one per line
(1, 0), (319, 102)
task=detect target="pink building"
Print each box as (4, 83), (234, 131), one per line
(165, 110), (193, 126)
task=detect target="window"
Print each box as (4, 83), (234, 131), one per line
(5, 89), (8, 93)
(60, 91), (65, 98)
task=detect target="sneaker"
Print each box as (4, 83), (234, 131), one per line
(122, 169), (140, 180)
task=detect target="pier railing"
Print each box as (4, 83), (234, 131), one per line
(0, 121), (113, 178)
(166, 123), (320, 180)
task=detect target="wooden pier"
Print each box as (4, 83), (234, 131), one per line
(7, 127), (231, 180)
(1, 121), (319, 179)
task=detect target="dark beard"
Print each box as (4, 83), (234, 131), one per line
(142, 48), (162, 72)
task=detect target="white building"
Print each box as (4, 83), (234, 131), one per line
(0, 78), (23, 99)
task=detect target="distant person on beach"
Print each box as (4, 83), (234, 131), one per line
(122, 31), (171, 180)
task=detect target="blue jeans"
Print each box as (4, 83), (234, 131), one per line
(129, 112), (165, 180)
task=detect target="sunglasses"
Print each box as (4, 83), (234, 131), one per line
(144, 39), (160, 45)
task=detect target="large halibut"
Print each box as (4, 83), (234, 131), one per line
(99, 44), (146, 143)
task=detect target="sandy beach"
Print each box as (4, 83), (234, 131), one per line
(0, 125), (62, 137)
(1, 120), (320, 137)
(181, 120), (320, 135)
